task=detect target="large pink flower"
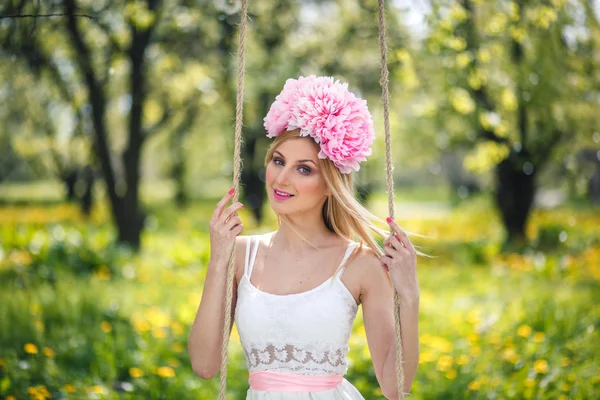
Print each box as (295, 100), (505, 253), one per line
(264, 75), (374, 174)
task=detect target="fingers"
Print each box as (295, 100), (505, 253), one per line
(386, 217), (416, 255)
(224, 213), (243, 231)
(220, 202), (245, 226)
(211, 188), (235, 222)
(383, 233), (403, 251)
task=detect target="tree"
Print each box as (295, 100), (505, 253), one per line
(415, 0), (600, 247)
(1, 0), (217, 247)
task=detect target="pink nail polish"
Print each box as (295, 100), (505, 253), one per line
(228, 188), (235, 195)
(386, 217), (392, 223)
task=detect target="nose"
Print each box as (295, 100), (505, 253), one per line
(274, 165), (292, 187)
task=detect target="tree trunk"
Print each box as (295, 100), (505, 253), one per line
(241, 133), (266, 222)
(171, 127), (188, 208)
(494, 155), (536, 248)
(65, 0), (160, 250)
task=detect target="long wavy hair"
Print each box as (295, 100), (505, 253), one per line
(264, 129), (391, 269)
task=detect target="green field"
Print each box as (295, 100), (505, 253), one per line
(0, 193), (599, 399)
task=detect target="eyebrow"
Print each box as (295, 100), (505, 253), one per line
(273, 150), (317, 166)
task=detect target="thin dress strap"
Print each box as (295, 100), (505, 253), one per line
(244, 235), (253, 277)
(334, 242), (360, 279)
(246, 235), (261, 278)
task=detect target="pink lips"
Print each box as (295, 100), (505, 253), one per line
(273, 188), (294, 201)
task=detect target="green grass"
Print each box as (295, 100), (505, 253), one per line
(0, 195), (599, 399)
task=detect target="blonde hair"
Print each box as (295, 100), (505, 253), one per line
(264, 129), (390, 267)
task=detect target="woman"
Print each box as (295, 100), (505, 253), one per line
(189, 76), (420, 399)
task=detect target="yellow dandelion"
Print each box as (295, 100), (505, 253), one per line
(559, 382), (571, 392)
(171, 321), (184, 335)
(133, 318), (150, 333)
(6, 396), (15, 400)
(561, 357), (571, 367)
(168, 358), (181, 368)
(517, 325), (532, 338)
(43, 347), (55, 358)
(29, 385), (51, 398)
(419, 351), (435, 363)
(456, 355), (469, 365)
(468, 380), (481, 390)
(533, 332), (545, 343)
(35, 320), (45, 332)
(90, 385), (105, 394)
(94, 265), (111, 280)
(129, 367), (144, 378)
(524, 377), (536, 387)
(156, 366), (176, 378)
(100, 321), (112, 333)
(502, 347), (520, 364)
(172, 343), (184, 353)
(63, 384), (76, 392)
(534, 359), (549, 374)
(445, 369), (457, 380)
(152, 327), (166, 339)
(436, 355), (453, 372)
(488, 334), (501, 345)
(24, 343), (39, 354)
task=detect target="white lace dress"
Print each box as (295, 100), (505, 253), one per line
(235, 233), (366, 399)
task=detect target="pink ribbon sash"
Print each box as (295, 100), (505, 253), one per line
(249, 371), (344, 392)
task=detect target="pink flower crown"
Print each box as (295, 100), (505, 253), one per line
(263, 75), (375, 174)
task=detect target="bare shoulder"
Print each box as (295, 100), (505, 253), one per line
(345, 244), (382, 275)
(344, 244), (390, 303)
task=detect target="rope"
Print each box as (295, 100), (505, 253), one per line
(219, 0), (248, 398)
(377, 0), (405, 398)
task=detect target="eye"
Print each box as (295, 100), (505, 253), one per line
(299, 166), (311, 175)
(272, 157), (284, 166)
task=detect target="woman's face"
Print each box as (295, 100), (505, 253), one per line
(265, 138), (330, 216)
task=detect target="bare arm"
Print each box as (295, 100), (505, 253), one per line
(188, 189), (245, 379)
(380, 295), (420, 398)
(363, 218), (420, 399)
(187, 239), (245, 379)
(361, 253), (420, 399)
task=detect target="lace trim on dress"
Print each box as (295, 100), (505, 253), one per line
(243, 343), (350, 375)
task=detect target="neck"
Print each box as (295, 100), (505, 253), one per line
(274, 215), (336, 252)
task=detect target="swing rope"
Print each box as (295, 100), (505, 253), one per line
(219, 0), (248, 399)
(219, 0), (405, 398)
(377, 0), (405, 397)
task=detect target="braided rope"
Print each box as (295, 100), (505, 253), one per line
(219, 0), (248, 399)
(377, 0), (405, 398)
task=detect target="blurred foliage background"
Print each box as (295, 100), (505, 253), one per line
(0, 0), (599, 399)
